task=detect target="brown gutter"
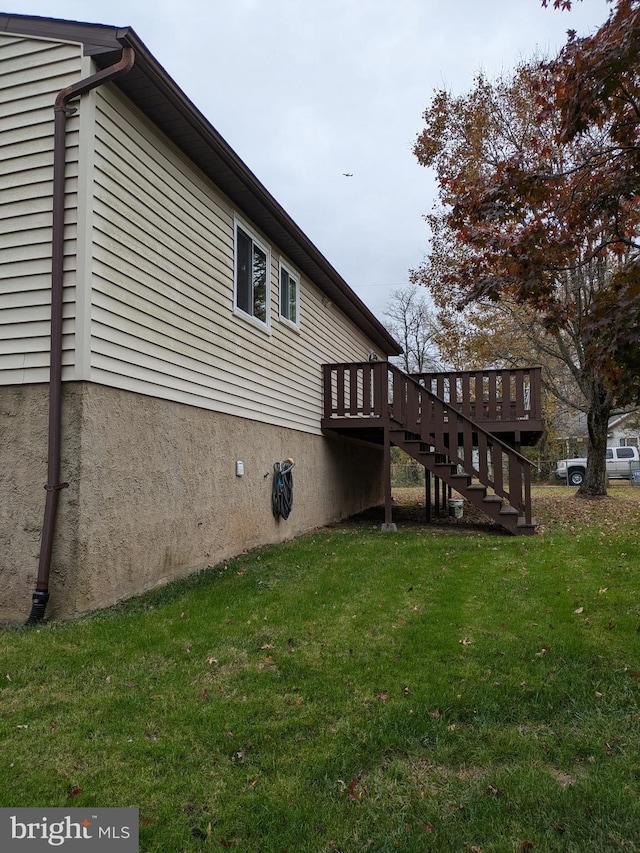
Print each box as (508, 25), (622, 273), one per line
(27, 46), (135, 625)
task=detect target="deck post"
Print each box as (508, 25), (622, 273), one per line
(381, 426), (397, 532)
(425, 468), (432, 524)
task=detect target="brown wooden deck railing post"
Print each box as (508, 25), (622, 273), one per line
(373, 361), (386, 418)
(323, 364), (332, 420)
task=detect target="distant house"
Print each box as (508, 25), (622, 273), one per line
(554, 407), (639, 455)
(608, 412), (640, 448)
(0, 14), (401, 624)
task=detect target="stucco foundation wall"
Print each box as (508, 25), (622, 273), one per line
(0, 384), (82, 626)
(1, 382), (383, 624)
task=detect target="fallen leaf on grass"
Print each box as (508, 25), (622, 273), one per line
(68, 787), (82, 798)
(520, 843), (534, 852)
(459, 637), (471, 645)
(574, 607), (584, 614)
(419, 823), (434, 833)
(347, 777), (363, 801)
(261, 643), (275, 650)
(376, 693), (389, 701)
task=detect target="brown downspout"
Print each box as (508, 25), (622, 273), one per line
(26, 46), (135, 625)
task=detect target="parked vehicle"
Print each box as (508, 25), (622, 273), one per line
(556, 447), (640, 485)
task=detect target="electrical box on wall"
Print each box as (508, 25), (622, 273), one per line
(236, 460), (244, 477)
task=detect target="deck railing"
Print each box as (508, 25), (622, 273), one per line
(323, 361), (387, 419)
(413, 368), (541, 424)
(323, 361), (533, 522)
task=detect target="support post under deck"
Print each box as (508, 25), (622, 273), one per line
(381, 426), (397, 532)
(425, 468), (431, 524)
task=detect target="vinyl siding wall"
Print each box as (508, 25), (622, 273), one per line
(1, 36), (382, 434)
(0, 34), (82, 383)
(90, 85), (378, 434)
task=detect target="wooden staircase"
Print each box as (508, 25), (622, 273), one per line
(389, 431), (535, 534)
(322, 362), (538, 535)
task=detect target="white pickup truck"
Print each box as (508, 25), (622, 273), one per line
(556, 446), (640, 485)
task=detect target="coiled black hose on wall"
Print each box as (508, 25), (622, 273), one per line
(272, 458), (294, 520)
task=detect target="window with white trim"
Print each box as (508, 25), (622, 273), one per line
(234, 220), (270, 326)
(620, 438), (639, 447)
(279, 260), (299, 327)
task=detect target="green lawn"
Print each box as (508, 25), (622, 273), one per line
(2, 485), (640, 852)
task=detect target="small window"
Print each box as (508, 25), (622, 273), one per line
(606, 449), (614, 459)
(279, 261), (299, 326)
(234, 220), (269, 326)
(617, 447), (635, 458)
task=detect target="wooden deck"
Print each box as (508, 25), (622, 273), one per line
(322, 362), (543, 535)
(323, 363), (543, 448)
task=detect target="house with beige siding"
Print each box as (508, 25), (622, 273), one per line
(1, 14), (547, 626)
(0, 14), (402, 624)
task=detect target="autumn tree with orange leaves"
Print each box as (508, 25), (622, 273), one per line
(413, 2), (640, 496)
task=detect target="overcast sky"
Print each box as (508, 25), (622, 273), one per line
(6, 0), (612, 322)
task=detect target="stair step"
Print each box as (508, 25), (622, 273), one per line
(482, 494), (503, 503)
(499, 505), (519, 516)
(402, 441), (431, 453)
